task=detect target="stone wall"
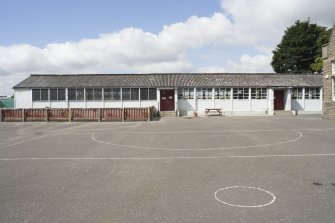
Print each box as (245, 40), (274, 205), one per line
(323, 27), (335, 119)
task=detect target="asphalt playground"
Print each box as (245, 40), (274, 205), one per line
(0, 115), (335, 222)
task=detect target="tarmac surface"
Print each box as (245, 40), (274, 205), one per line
(0, 115), (335, 222)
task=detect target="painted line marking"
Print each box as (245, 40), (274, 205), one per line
(215, 186), (276, 208)
(1, 153), (335, 161)
(0, 132), (92, 150)
(91, 130), (303, 151)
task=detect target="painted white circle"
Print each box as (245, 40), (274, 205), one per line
(91, 129), (303, 151)
(214, 186), (276, 208)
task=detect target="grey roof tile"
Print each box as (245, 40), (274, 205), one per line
(13, 73), (323, 89)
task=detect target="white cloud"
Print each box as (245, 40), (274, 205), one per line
(0, 0), (334, 94)
(197, 54), (273, 73)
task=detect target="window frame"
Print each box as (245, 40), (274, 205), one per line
(304, 88), (320, 100)
(68, 88), (84, 101)
(130, 88), (139, 101)
(214, 88), (231, 100)
(233, 88), (249, 100)
(178, 88), (194, 100)
(292, 88), (303, 99)
(196, 88), (212, 99)
(32, 89), (41, 101)
(251, 88), (267, 99)
(122, 88), (131, 101)
(49, 88), (66, 101)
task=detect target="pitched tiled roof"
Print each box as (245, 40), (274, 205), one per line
(13, 73), (323, 88)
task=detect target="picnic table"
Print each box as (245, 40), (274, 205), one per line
(205, 108), (223, 116)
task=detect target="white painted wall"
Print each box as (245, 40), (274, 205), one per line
(68, 101), (85, 108)
(213, 100), (232, 111)
(86, 101), (103, 108)
(232, 100), (250, 111)
(122, 101), (141, 108)
(104, 101), (123, 108)
(178, 100), (195, 115)
(292, 99), (304, 111)
(197, 100), (214, 111)
(14, 89), (32, 108)
(33, 102), (50, 108)
(140, 101), (159, 108)
(251, 100), (268, 111)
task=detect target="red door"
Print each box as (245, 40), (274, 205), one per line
(274, 90), (284, 110)
(160, 90), (175, 111)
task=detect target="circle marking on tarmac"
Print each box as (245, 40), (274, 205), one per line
(91, 129), (303, 151)
(214, 186), (276, 208)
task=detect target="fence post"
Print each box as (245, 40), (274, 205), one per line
(0, 108), (2, 122)
(22, 109), (25, 122)
(68, 108), (72, 122)
(46, 108), (49, 122)
(147, 107), (150, 121)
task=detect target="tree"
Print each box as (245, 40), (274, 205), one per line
(271, 20), (330, 73)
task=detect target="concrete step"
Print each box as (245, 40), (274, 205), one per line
(274, 110), (293, 116)
(159, 111), (177, 117)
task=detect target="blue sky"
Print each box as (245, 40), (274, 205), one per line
(0, 0), (220, 46)
(0, 0), (334, 95)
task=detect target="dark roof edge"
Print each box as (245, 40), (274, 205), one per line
(27, 73), (319, 76)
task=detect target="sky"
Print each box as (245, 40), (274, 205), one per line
(0, 0), (334, 95)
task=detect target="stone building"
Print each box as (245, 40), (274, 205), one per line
(322, 27), (335, 119)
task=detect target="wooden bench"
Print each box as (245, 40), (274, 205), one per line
(205, 108), (223, 116)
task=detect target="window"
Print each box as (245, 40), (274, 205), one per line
(140, 88), (149, 100)
(251, 88), (267, 99)
(332, 61), (335, 75)
(214, 88), (231, 100)
(50, 89), (57, 100)
(233, 88), (249, 100)
(122, 88), (130, 100)
(32, 89), (49, 101)
(104, 88), (121, 100)
(131, 88), (139, 100)
(86, 88), (94, 100)
(68, 89), (76, 100)
(41, 89), (48, 101)
(104, 88), (113, 100)
(76, 89), (84, 100)
(305, 88), (320, 99)
(196, 88), (212, 99)
(32, 89), (41, 101)
(50, 89), (65, 101)
(113, 88), (121, 100)
(178, 88), (194, 100)
(58, 89), (65, 100)
(139, 88), (156, 100)
(149, 88), (157, 100)
(86, 88), (102, 101)
(68, 88), (84, 101)
(94, 88), (102, 100)
(292, 88), (303, 99)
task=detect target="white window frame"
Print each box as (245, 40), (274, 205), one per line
(332, 61), (335, 75)
(333, 78), (335, 101)
(292, 88), (303, 99)
(251, 88), (267, 99)
(304, 88), (320, 100)
(214, 88), (231, 100)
